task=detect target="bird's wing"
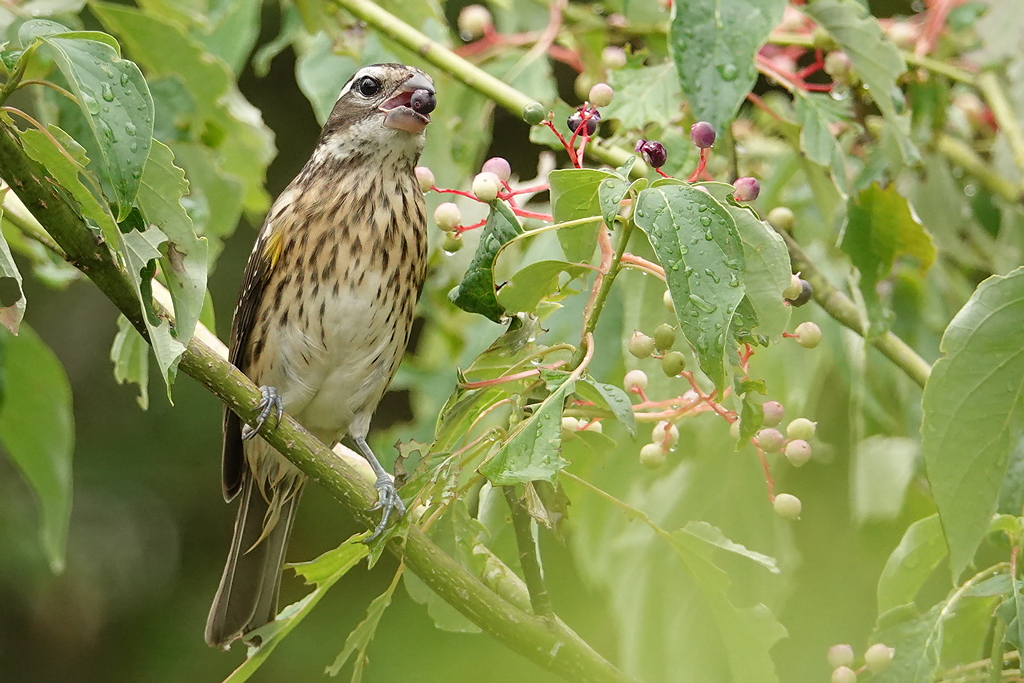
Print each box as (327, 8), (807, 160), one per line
(221, 214), (285, 501)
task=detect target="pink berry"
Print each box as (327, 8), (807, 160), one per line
(756, 428), (785, 453)
(481, 157), (512, 181)
(733, 177), (760, 202)
(762, 401), (784, 428)
(690, 121), (716, 148)
(785, 439), (812, 467)
(414, 166), (434, 193)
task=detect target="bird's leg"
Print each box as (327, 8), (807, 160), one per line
(353, 435), (406, 541)
(241, 385), (285, 440)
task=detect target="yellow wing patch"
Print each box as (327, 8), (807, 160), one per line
(262, 228), (285, 268)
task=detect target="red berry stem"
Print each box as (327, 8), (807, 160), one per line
(745, 93), (786, 124)
(510, 207), (553, 221)
(687, 148), (709, 183)
(433, 186), (484, 202)
(454, 218), (487, 234)
(756, 446), (776, 500)
(502, 183), (551, 197)
(540, 118), (579, 167)
(655, 168), (672, 179)
(796, 49), (826, 79)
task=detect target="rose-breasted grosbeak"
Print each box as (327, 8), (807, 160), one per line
(205, 63), (435, 649)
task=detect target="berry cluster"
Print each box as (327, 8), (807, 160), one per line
(828, 642), (895, 682)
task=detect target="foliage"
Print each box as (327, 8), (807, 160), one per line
(0, 0), (1023, 683)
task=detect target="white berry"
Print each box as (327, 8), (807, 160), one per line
(651, 421), (679, 449)
(828, 644), (855, 669)
(785, 439), (812, 467)
(786, 418), (817, 441)
(773, 493), (802, 519)
(624, 369), (648, 392)
(472, 172), (501, 203)
(864, 643), (895, 674)
(434, 202), (461, 231)
(639, 442), (666, 469)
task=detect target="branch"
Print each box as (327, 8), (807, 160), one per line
(333, 0), (643, 177)
(0, 123), (637, 683)
(935, 133), (1023, 204)
(777, 227), (933, 389)
(977, 71), (1024, 193)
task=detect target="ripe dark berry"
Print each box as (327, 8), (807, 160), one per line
(690, 121), (717, 148)
(411, 89), (436, 115)
(567, 107), (600, 136)
(636, 140), (667, 168)
(785, 279), (813, 307)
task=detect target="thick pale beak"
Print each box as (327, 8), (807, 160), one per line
(381, 72), (436, 134)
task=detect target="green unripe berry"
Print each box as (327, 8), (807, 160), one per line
(773, 493), (802, 519)
(831, 666), (857, 683)
(786, 418), (817, 441)
(729, 420), (742, 441)
(663, 289), (675, 313)
(472, 172), (501, 203)
(661, 351), (686, 377)
(653, 323), (676, 351)
(864, 644), (894, 674)
(782, 273), (803, 300)
(441, 232), (463, 253)
(794, 321), (822, 348)
(767, 206), (795, 232)
(828, 644), (855, 669)
(784, 439), (812, 467)
(522, 102), (546, 125)
(588, 82), (614, 107)
(639, 442), (667, 469)
(628, 330), (656, 359)
(651, 421), (679, 449)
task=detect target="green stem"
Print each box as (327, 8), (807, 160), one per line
(0, 45), (33, 107)
(0, 120), (637, 683)
(935, 133), (1022, 203)
(503, 485), (554, 618)
(978, 71), (1024, 191)
(332, 0), (640, 176)
(571, 221), (634, 368)
(778, 228), (932, 389)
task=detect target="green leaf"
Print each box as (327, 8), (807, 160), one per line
(575, 378), (637, 436)
(496, 260), (588, 315)
(802, 0), (916, 163)
(681, 521), (779, 573)
(223, 537), (369, 683)
(633, 183), (746, 391)
(91, 2), (274, 215)
(871, 603), (945, 683)
(877, 514), (948, 614)
(448, 201), (523, 322)
(136, 140), (208, 345)
(669, 0), (786, 133)
(548, 168), (616, 263)
(922, 267), (1024, 582)
(0, 324), (73, 573)
(792, 90), (851, 195)
(0, 203), (26, 335)
(599, 174), (630, 230)
(840, 183), (936, 339)
(704, 183), (792, 341)
(851, 435), (918, 523)
(603, 62), (683, 130)
(34, 31), (154, 220)
(110, 314), (150, 410)
(327, 572), (402, 678)
(18, 125), (120, 247)
(669, 527), (787, 682)
(738, 393), (764, 445)
(480, 377), (573, 485)
(997, 571), (1024, 654)
(120, 219), (185, 394)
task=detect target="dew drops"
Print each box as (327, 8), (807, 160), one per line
(679, 244), (688, 254)
(728, 273), (740, 287)
(683, 266), (694, 278)
(100, 83), (115, 102)
(697, 204), (708, 213)
(700, 215), (712, 227)
(688, 294), (718, 313)
(129, 142), (138, 152)
(82, 93), (100, 115)
(718, 63), (739, 81)
(120, 72), (130, 86)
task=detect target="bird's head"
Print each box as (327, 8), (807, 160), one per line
(318, 64), (436, 165)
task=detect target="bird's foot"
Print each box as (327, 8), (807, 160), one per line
(241, 385), (284, 440)
(365, 477), (406, 542)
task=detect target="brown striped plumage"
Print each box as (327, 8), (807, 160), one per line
(206, 64), (433, 649)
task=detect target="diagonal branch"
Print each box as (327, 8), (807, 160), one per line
(0, 122), (637, 683)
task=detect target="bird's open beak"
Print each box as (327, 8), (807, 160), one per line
(381, 73), (436, 134)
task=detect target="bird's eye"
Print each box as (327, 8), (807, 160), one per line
(357, 76), (381, 97)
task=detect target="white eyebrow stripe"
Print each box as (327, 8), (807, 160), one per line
(337, 65), (389, 99)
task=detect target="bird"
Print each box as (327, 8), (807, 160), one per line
(205, 63), (436, 649)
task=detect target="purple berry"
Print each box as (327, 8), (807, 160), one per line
(638, 140), (667, 168)
(411, 89), (436, 115)
(785, 279), (813, 307)
(690, 121), (716, 148)
(567, 106), (600, 136)
(733, 176), (760, 202)
(481, 156), (512, 181)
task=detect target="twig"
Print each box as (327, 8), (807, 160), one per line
(504, 485), (554, 618)
(776, 228), (933, 388)
(935, 134), (1022, 204)
(978, 71), (1024, 192)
